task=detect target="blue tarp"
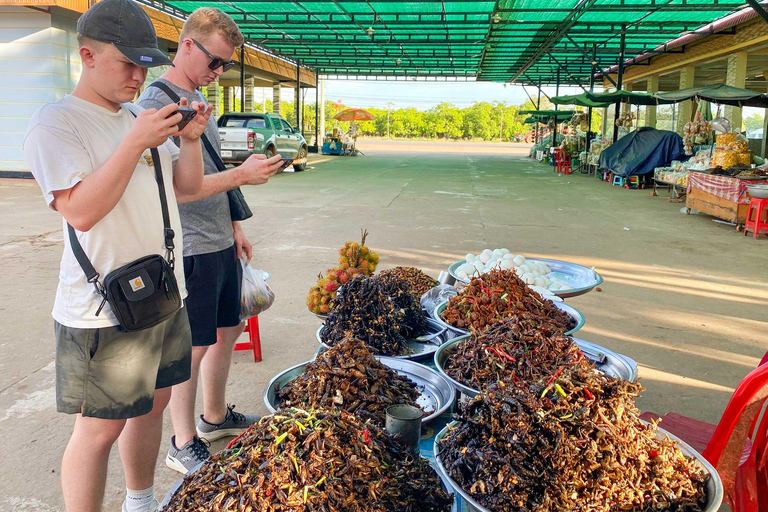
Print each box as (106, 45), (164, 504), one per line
(599, 127), (686, 177)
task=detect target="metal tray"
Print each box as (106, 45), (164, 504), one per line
(430, 300), (585, 337)
(316, 317), (455, 361)
(433, 335), (638, 398)
(448, 258), (603, 298)
(262, 356), (456, 424)
(159, 440), (461, 512)
(747, 184), (768, 199)
(433, 421), (723, 512)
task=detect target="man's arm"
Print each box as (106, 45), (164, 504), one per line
(171, 99), (211, 195)
(53, 104), (185, 232)
(176, 153), (285, 204)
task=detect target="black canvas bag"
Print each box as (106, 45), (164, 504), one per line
(147, 81), (253, 221)
(68, 145), (181, 332)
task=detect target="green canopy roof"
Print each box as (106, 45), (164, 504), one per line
(550, 92), (610, 108)
(520, 110), (575, 123)
(136, 0), (752, 83)
(655, 84), (768, 108)
(587, 90), (677, 106)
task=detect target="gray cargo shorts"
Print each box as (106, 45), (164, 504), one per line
(54, 308), (192, 420)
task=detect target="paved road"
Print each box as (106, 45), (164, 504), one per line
(1, 141), (764, 510)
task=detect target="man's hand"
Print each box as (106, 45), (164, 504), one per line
(178, 97), (213, 141)
(236, 153), (284, 186)
(232, 222), (252, 262)
(127, 103), (183, 150)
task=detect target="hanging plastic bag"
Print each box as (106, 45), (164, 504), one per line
(239, 257), (275, 320)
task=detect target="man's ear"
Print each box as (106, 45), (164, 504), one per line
(79, 45), (98, 68)
(181, 38), (194, 55)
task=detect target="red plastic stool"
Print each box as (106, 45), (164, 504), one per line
(234, 316), (262, 362)
(744, 197), (768, 239)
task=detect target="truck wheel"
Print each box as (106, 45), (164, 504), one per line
(293, 146), (308, 172)
(265, 146), (275, 158)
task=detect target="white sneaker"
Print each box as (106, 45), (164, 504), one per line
(122, 498), (159, 512)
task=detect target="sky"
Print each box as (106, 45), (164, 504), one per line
(254, 81), (585, 111)
(322, 80), (584, 110)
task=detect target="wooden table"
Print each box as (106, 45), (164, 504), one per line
(686, 171), (768, 226)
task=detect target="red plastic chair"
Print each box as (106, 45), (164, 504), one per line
(640, 361), (768, 511)
(554, 148), (572, 174)
(234, 316), (262, 362)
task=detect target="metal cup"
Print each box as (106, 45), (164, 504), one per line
(385, 404), (423, 456)
(437, 271), (456, 286)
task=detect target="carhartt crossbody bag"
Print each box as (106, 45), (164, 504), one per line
(68, 144), (181, 332)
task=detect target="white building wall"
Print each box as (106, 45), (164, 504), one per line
(0, 7), (80, 172)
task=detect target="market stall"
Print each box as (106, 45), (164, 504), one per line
(687, 171), (768, 226)
(521, 110), (574, 163)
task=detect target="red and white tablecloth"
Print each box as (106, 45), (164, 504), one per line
(687, 172), (768, 204)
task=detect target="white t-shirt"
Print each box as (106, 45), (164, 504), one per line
(24, 94), (187, 329)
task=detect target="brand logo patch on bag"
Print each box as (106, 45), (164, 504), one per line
(143, 154), (154, 167)
(130, 276), (146, 292)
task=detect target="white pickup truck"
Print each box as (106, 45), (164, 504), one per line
(217, 112), (308, 172)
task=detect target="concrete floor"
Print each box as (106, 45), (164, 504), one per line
(1, 139), (766, 511)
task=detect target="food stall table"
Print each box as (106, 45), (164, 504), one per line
(653, 167), (689, 198)
(686, 171), (768, 225)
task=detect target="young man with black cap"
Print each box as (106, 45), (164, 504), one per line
(138, 8), (285, 474)
(23, 0), (211, 510)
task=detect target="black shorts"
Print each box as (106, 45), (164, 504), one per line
(184, 244), (242, 346)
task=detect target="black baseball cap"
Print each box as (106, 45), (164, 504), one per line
(77, 0), (173, 67)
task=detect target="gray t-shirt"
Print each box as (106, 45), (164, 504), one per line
(137, 78), (233, 257)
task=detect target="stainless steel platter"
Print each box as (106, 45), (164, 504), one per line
(433, 421), (723, 512)
(262, 356), (456, 424)
(160, 437), (461, 512)
(430, 300), (585, 337)
(448, 258), (603, 298)
(316, 317), (456, 361)
(433, 335), (638, 398)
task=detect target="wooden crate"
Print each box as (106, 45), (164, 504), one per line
(686, 187), (749, 224)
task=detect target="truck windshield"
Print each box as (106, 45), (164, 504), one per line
(221, 116), (267, 128)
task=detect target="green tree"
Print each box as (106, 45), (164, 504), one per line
(744, 113), (764, 133)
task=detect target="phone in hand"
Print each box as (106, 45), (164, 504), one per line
(167, 106), (197, 132)
(277, 158), (294, 171)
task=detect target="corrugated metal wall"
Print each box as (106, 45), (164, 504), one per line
(0, 6), (80, 172)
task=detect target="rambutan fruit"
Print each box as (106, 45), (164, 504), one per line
(324, 281), (338, 293)
(360, 246), (370, 255)
(339, 273), (349, 284)
(319, 304), (330, 314)
(321, 295), (330, 304)
(368, 263), (376, 272)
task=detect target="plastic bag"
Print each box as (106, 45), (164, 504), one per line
(420, 284), (457, 313)
(239, 257), (275, 320)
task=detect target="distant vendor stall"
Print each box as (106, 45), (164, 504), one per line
(687, 171), (768, 225)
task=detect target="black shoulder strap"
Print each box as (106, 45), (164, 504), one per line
(148, 80), (180, 103)
(148, 81), (226, 172)
(68, 108), (175, 298)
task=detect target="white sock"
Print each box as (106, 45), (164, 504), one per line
(124, 486), (156, 512)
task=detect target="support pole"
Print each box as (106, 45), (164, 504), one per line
(239, 46), (245, 113)
(555, 70), (560, 148)
(295, 63), (301, 131)
(613, 24), (626, 143)
(314, 80), (320, 151)
(587, 43), (596, 152)
(535, 86), (542, 146)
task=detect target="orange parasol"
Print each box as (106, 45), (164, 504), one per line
(333, 108), (376, 122)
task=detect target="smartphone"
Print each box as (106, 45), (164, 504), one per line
(166, 107), (197, 131)
(278, 158), (294, 171)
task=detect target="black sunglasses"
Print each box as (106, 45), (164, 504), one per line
(191, 38), (236, 72)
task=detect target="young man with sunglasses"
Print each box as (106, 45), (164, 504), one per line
(137, 8), (284, 474)
(24, 0), (212, 510)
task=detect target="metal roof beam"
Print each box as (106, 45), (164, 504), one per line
(510, 0), (598, 82)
